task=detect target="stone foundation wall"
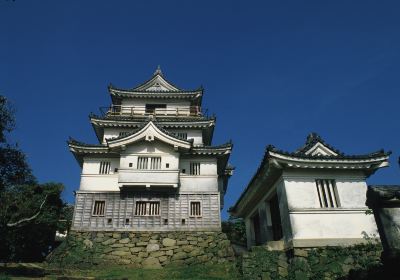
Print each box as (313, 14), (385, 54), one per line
(241, 244), (382, 280)
(48, 230), (235, 268)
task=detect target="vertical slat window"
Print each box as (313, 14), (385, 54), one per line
(177, 132), (188, 140)
(315, 179), (340, 208)
(99, 161), (111, 174)
(150, 157), (161, 170)
(190, 201), (201, 217)
(137, 157), (148, 170)
(92, 200), (105, 216)
(135, 201), (160, 216)
(119, 131), (129, 137)
(190, 162), (201, 175)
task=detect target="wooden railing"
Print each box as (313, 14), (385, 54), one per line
(102, 105), (202, 117)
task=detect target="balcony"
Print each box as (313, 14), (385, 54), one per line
(101, 105), (203, 117)
(118, 169), (180, 188)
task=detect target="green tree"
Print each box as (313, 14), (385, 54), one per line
(222, 216), (247, 246)
(0, 96), (65, 262)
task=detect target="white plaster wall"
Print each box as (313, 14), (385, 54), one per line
(180, 177), (218, 191)
(282, 170), (367, 210)
(168, 129), (203, 145)
(82, 158), (120, 174)
(281, 169), (377, 244)
(120, 141), (180, 170)
(80, 175), (119, 191)
(289, 211), (378, 239)
(80, 158), (120, 191)
(179, 158), (218, 191)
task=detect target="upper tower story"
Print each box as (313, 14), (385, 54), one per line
(90, 67), (215, 146)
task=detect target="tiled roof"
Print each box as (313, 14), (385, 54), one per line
(266, 132), (391, 160)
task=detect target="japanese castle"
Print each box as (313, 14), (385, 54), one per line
(68, 67), (233, 231)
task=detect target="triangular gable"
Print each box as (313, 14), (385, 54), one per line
(133, 71), (180, 92)
(304, 142), (338, 157)
(107, 121), (191, 149)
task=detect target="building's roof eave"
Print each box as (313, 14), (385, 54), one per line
(90, 114), (216, 128)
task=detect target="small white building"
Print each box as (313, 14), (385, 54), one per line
(229, 133), (390, 249)
(68, 67), (233, 231)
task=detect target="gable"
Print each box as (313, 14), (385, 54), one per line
(304, 142), (338, 157)
(134, 74), (180, 92)
(107, 121), (191, 150)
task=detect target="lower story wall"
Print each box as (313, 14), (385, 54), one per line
(240, 243), (382, 280)
(73, 191), (220, 231)
(47, 231), (235, 268)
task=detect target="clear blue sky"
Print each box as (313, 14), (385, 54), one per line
(1, 0), (399, 219)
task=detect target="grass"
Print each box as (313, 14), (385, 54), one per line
(3, 263), (242, 280)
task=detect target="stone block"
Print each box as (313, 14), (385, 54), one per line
(159, 256), (168, 262)
(119, 238), (130, 244)
(149, 239), (158, 244)
(166, 250), (173, 256)
(189, 248), (203, 257)
(172, 251), (187, 260)
(102, 238), (116, 245)
(150, 251), (165, 258)
(83, 239), (93, 249)
(112, 233), (121, 239)
(182, 245), (195, 253)
(146, 243), (160, 252)
(142, 257), (162, 269)
(111, 244), (124, 248)
(162, 238), (177, 247)
(136, 242), (148, 246)
(189, 241), (198, 245)
(294, 249), (308, 258)
(177, 240), (188, 245)
(138, 252), (149, 258)
(111, 250), (131, 256)
(130, 247), (143, 253)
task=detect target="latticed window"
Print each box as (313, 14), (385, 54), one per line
(99, 161), (111, 174)
(176, 132), (188, 140)
(135, 201), (160, 216)
(315, 179), (340, 208)
(190, 201), (202, 217)
(190, 162), (201, 175)
(92, 200), (105, 216)
(137, 157), (161, 170)
(119, 131), (129, 137)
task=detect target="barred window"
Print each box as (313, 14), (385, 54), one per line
(135, 201), (160, 216)
(150, 157), (161, 170)
(177, 132), (188, 140)
(137, 157), (161, 170)
(190, 201), (202, 217)
(315, 179), (340, 208)
(190, 162), (201, 175)
(119, 131), (129, 137)
(137, 157), (148, 169)
(99, 161), (111, 174)
(92, 200), (105, 216)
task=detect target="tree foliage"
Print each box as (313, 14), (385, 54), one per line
(222, 216), (247, 246)
(0, 96), (67, 262)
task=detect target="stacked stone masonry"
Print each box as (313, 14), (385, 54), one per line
(53, 231), (235, 268)
(241, 244), (382, 280)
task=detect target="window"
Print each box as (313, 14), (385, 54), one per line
(315, 179), (340, 208)
(176, 132), (188, 140)
(137, 157), (161, 170)
(135, 201), (160, 216)
(190, 162), (201, 175)
(190, 201), (202, 217)
(99, 161), (111, 174)
(137, 157), (148, 169)
(92, 200), (105, 216)
(119, 131), (129, 137)
(145, 104), (166, 114)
